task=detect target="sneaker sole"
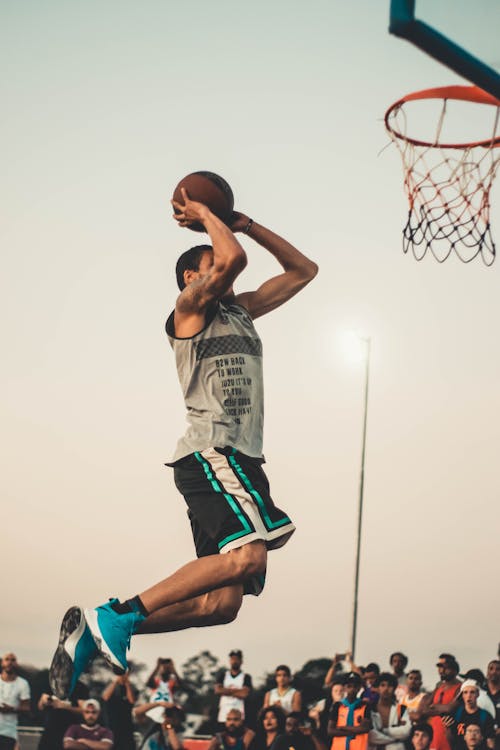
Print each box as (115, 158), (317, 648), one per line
(84, 606), (126, 674)
(49, 606), (85, 699)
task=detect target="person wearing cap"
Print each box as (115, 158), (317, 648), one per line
(369, 673), (411, 750)
(442, 681), (495, 750)
(264, 666), (302, 715)
(327, 672), (371, 750)
(419, 654), (462, 750)
(410, 723), (434, 750)
(215, 651), (253, 728)
(460, 672), (495, 719)
(63, 699), (114, 748)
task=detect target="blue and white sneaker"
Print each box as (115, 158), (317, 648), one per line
(49, 606), (97, 700)
(84, 598), (145, 674)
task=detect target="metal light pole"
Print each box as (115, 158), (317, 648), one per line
(350, 336), (371, 661)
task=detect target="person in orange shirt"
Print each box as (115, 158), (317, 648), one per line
(327, 673), (371, 750)
(420, 655), (461, 750)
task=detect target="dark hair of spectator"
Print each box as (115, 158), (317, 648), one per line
(407, 669), (422, 678)
(287, 711), (303, 724)
(375, 672), (398, 689)
(330, 676), (345, 687)
(257, 705), (287, 734)
(390, 652), (408, 668)
(176, 245), (213, 291)
(365, 663), (380, 675)
(275, 665), (292, 677)
(439, 654), (460, 674)
(411, 723), (434, 743)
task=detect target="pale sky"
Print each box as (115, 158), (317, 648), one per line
(2, 0), (500, 690)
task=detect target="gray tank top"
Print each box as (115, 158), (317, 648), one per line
(166, 301), (264, 462)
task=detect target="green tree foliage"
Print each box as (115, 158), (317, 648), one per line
(181, 650), (221, 716)
(293, 658), (331, 706)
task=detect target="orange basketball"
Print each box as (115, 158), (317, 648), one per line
(172, 171), (234, 232)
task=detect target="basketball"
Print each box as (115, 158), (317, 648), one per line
(172, 171), (234, 232)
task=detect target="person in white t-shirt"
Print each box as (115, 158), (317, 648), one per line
(215, 651), (253, 728)
(264, 665), (302, 715)
(0, 653), (31, 750)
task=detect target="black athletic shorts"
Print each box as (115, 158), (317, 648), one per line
(172, 446), (295, 595)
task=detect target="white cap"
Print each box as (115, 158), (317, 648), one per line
(83, 699), (101, 711)
(460, 680), (479, 693)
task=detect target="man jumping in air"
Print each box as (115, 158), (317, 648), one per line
(49, 187), (318, 699)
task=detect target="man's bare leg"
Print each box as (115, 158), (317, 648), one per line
(138, 540), (266, 613)
(136, 585), (244, 634)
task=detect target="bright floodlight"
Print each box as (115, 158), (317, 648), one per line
(341, 331), (370, 365)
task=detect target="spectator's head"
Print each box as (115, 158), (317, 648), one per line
(375, 673), (398, 702)
(229, 649), (243, 671)
(285, 712), (303, 735)
(1, 653), (18, 676)
(390, 652), (408, 676)
(157, 658), (174, 679)
(225, 709), (245, 736)
(330, 676), (345, 703)
(436, 654), (460, 681)
(275, 665), (292, 689)
(463, 725), (484, 750)
(410, 722), (433, 750)
(363, 663), (380, 687)
(344, 672), (363, 702)
(82, 699), (101, 727)
(460, 680), (480, 711)
(486, 660), (500, 686)
(259, 706), (286, 735)
(407, 670), (423, 694)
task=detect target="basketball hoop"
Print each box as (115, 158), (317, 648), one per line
(384, 85), (500, 264)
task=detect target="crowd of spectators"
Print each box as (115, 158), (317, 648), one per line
(1, 648), (499, 750)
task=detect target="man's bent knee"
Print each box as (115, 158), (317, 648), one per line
(228, 540), (267, 580)
(205, 586), (243, 625)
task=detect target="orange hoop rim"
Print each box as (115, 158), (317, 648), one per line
(384, 85), (500, 149)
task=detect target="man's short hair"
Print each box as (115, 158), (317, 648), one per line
(226, 709), (243, 719)
(276, 665), (291, 676)
(375, 672), (398, 689)
(408, 669), (422, 678)
(364, 663), (380, 675)
(390, 652), (408, 668)
(176, 245), (213, 291)
(411, 723), (433, 743)
(229, 649), (243, 658)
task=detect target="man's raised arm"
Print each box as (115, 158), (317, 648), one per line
(172, 188), (247, 337)
(233, 214), (318, 319)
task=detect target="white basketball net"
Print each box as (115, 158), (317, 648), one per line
(386, 97), (500, 264)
